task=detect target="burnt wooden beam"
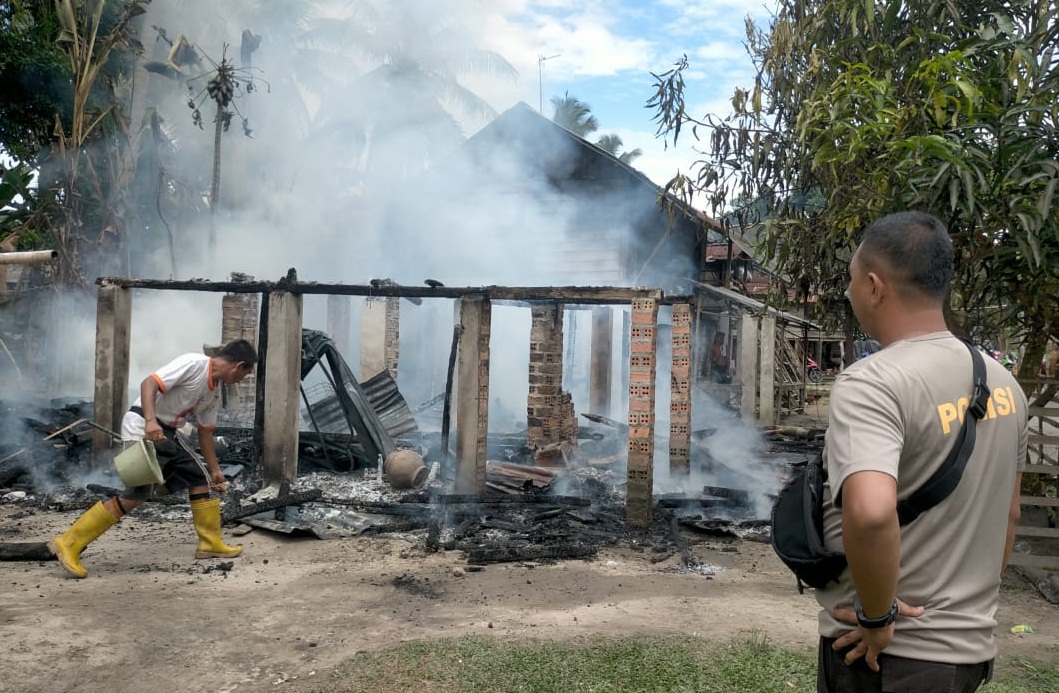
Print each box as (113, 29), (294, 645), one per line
(465, 542), (598, 565)
(416, 493), (591, 507)
(0, 542), (56, 561)
(657, 497), (739, 509)
(220, 488), (322, 524)
(97, 275), (664, 304)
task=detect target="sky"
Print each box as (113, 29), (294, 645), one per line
(470, 0), (779, 200)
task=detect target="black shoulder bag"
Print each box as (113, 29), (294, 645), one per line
(770, 340), (990, 593)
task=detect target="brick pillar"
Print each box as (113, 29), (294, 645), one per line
(669, 303), (692, 474)
(626, 298), (658, 526)
(527, 305), (576, 465)
(360, 296), (389, 380)
(220, 272), (259, 415)
(384, 297), (400, 381)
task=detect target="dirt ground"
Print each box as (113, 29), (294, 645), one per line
(1, 499), (1056, 693)
(2, 397), (1057, 693)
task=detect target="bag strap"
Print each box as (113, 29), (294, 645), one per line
(896, 339), (990, 526)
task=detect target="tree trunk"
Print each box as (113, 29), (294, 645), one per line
(208, 101), (224, 261)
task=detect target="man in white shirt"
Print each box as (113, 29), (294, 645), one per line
(49, 339), (257, 578)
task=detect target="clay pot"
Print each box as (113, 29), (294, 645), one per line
(383, 449), (428, 489)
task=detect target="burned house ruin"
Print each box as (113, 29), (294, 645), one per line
(1, 103), (826, 568)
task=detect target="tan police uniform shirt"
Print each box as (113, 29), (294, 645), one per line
(816, 332), (1027, 664)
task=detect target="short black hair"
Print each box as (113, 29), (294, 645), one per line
(215, 339), (257, 366)
(859, 211), (953, 299)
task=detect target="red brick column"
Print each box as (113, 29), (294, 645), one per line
(627, 298), (658, 526)
(220, 272), (259, 415)
(527, 305), (576, 464)
(384, 297), (400, 381)
(669, 303), (692, 474)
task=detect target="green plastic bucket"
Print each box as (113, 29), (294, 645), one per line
(113, 439), (164, 487)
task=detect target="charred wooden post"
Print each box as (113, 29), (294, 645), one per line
(589, 307), (613, 416)
(262, 279), (303, 483)
(739, 314), (758, 420)
(326, 294), (351, 356)
(252, 292), (269, 470)
(669, 302), (692, 474)
(92, 284), (132, 458)
(759, 315), (777, 425)
(627, 298), (658, 526)
(454, 295), (490, 494)
(440, 323), (461, 459)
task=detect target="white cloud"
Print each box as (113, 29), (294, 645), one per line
(485, 1), (659, 79)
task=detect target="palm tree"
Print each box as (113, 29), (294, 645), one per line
(550, 92), (598, 137)
(595, 133), (643, 166)
(550, 94), (642, 166)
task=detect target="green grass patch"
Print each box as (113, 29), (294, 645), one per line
(308, 634), (811, 693)
(985, 657), (1059, 693)
(302, 635), (1059, 693)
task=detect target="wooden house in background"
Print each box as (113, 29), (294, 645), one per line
(383, 101), (817, 423)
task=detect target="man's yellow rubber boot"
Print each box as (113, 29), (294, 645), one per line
(47, 501), (119, 578)
(191, 498), (243, 559)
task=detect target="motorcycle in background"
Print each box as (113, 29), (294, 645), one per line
(806, 355), (823, 383)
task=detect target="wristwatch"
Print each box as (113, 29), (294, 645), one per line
(853, 595), (898, 629)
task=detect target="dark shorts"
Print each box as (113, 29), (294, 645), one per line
(123, 414), (208, 500)
(818, 637), (992, 693)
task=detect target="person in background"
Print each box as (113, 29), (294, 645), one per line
(48, 339), (257, 578)
(1046, 341), (1059, 378)
(816, 211), (1027, 692)
(709, 331), (732, 383)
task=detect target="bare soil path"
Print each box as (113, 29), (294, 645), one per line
(1, 499), (1056, 693)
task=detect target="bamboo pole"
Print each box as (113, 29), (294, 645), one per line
(0, 250), (58, 265)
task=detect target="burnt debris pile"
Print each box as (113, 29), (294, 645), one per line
(0, 397), (116, 507)
(0, 383), (822, 572)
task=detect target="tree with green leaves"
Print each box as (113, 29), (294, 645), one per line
(649, 0), (1059, 386)
(0, 1), (68, 165)
(0, 0), (150, 283)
